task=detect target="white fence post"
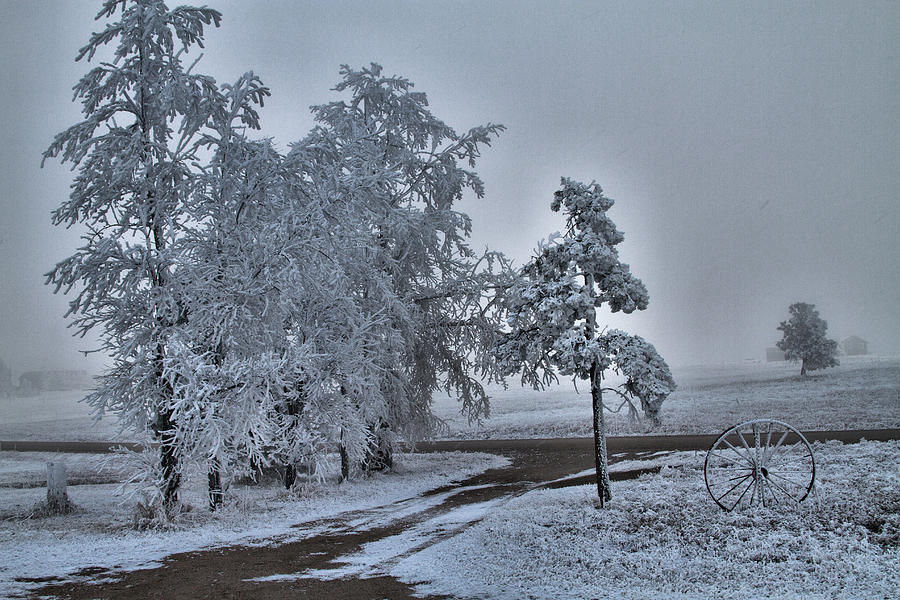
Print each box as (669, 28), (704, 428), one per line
(46, 461), (71, 514)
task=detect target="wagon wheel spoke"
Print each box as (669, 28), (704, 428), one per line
(708, 470), (754, 483)
(769, 440), (804, 464)
(761, 428), (788, 465)
(729, 477), (756, 511)
(764, 475), (804, 502)
(762, 477), (780, 504)
(720, 438), (755, 468)
(766, 470), (808, 491)
(707, 451), (753, 469)
(714, 473), (754, 503)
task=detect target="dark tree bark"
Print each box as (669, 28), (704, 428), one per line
(361, 422), (393, 473)
(208, 460), (223, 510)
(339, 443), (350, 482)
(283, 464), (297, 489)
(155, 407), (181, 513)
(590, 361), (612, 506)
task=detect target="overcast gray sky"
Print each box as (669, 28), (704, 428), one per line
(1, 0), (898, 376)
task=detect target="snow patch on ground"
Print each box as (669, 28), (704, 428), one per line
(304, 496), (506, 581)
(391, 440), (900, 600)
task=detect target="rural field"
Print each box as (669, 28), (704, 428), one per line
(2, 1), (895, 597)
(395, 440), (900, 600)
(434, 354), (900, 438)
(3, 355), (898, 443)
(0, 356), (897, 598)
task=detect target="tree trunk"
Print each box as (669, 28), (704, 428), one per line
(361, 423), (393, 473)
(156, 408), (181, 514)
(248, 452), (262, 484)
(283, 463), (297, 489)
(208, 460), (223, 511)
(339, 442), (350, 482)
(590, 361), (612, 506)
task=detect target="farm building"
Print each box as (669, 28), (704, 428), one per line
(766, 347), (786, 362)
(841, 336), (868, 356)
(0, 358), (11, 396)
(17, 370), (91, 393)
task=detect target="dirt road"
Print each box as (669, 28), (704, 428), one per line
(4, 428), (897, 454)
(18, 430), (899, 599)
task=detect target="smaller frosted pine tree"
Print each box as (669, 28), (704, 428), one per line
(496, 178), (675, 506)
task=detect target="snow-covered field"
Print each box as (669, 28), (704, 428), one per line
(393, 440), (900, 599)
(3, 442), (897, 599)
(433, 354), (900, 438)
(0, 450), (509, 599)
(0, 390), (125, 442)
(1, 355), (897, 443)
(0, 356), (897, 598)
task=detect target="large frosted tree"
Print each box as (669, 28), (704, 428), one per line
(43, 0), (265, 513)
(777, 302), (839, 377)
(45, 3), (513, 510)
(175, 97), (399, 501)
(295, 64), (512, 474)
(496, 179), (675, 506)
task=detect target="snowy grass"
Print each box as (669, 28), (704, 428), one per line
(2, 356), (897, 443)
(433, 355), (900, 438)
(0, 390), (125, 442)
(0, 358), (895, 598)
(394, 440), (900, 600)
(0, 450), (509, 599)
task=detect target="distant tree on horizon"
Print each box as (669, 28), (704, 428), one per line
(777, 302), (839, 377)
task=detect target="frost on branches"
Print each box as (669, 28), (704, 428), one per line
(597, 330), (676, 426)
(295, 64), (512, 474)
(42, 0), (266, 514)
(44, 1), (512, 515)
(496, 179), (675, 505)
(777, 302), (839, 377)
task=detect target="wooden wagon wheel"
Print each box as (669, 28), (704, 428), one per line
(704, 419), (816, 511)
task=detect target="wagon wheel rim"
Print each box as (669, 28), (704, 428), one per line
(704, 419), (816, 511)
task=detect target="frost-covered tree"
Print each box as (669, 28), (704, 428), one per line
(777, 302), (839, 377)
(296, 64), (511, 474)
(496, 179), (675, 505)
(174, 103), (395, 503)
(596, 330), (676, 427)
(43, 0), (265, 514)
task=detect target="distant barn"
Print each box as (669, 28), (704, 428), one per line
(0, 358), (11, 397)
(18, 370), (91, 393)
(841, 335), (868, 356)
(766, 347), (786, 362)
